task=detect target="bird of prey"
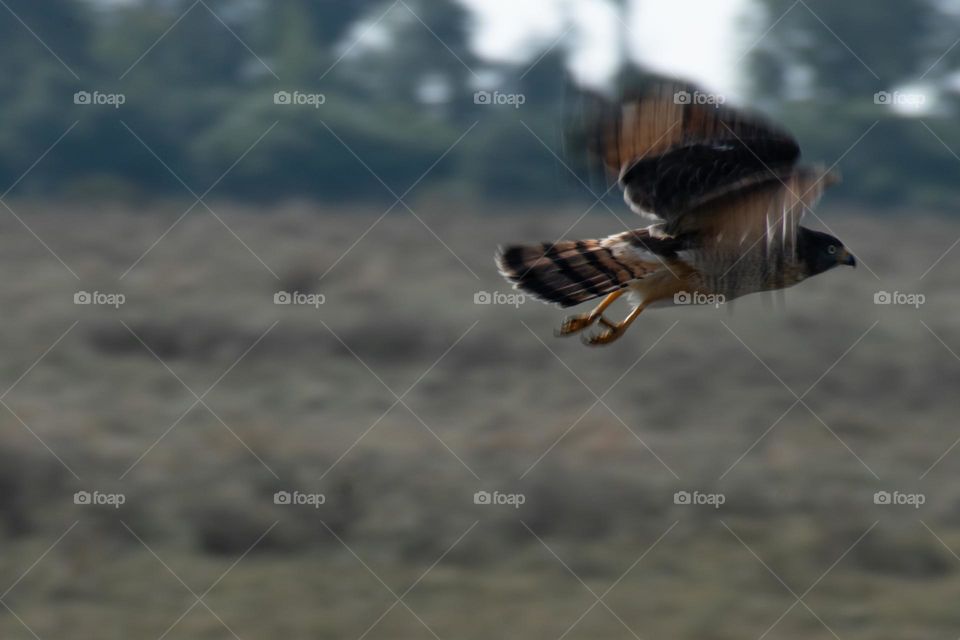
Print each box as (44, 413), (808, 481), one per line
(496, 79), (855, 346)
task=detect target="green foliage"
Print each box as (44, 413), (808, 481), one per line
(748, 0), (960, 210)
(2, 0), (960, 208)
(0, 0), (589, 203)
(750, 0), (942, 97)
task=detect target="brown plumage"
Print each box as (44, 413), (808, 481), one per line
(496, 231), (687, 308)
(497, 78), (856, 346)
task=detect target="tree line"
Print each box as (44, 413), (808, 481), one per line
(1, 0), (958, 209)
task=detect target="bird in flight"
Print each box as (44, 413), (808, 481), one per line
(496, 79), (856, 346)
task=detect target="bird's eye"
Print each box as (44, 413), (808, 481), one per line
(828, 245), (837, 255)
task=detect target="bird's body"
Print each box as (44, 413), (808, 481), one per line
(496, 78), (855, 345)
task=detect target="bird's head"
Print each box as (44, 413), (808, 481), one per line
(798, 227), (856, 276)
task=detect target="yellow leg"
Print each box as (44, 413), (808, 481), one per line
(556, 290), (625, 337)
(582, 302), (646, 346)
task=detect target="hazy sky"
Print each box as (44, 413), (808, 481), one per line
(462, 0), (751, 97)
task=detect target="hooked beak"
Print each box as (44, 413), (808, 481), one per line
(839, 249), (856, 268)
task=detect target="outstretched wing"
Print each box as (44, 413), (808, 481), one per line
(675, 167), (833, 298)
(572, 79), (801, 227)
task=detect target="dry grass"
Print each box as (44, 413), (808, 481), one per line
(0, 198), (958, 638)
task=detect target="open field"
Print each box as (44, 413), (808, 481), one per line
(0, 199), (959, 638)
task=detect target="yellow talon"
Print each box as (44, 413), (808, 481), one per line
(557, 313), (597, 337)
(555, 290), (626, 337)
(580, 303), (647, 347)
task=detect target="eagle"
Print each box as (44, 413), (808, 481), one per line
(496, 79), (856, 346)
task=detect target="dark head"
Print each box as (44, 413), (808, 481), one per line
(797, 227), (856, 276)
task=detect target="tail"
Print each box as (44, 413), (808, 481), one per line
(495, 239), (638, 308)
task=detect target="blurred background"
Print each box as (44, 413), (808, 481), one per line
(2, 0), (960, 638)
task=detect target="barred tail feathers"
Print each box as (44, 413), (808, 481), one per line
(495, 238), (643, 308)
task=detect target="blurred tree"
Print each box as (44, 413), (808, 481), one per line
(255, 0), (383, 81)
(749, 0), (942, 99)
(194, 0), (479, 199)
(461, 50), (583, 202)
(748, 0), (960, 209)
(82, 0), (264, 193)
(335, 0), (480, 108)
(0, 0), (91, 70)
(0, 0), (92, 193)
(1, 0), (958, 208)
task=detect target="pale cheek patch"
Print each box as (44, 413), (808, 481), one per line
(623, 191), (662, 222)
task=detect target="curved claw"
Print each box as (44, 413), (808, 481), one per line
(556, 313), (597, 337)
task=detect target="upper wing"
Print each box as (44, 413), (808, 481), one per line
(675, 167), (833, 298)
(572, 78), (800, 225)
